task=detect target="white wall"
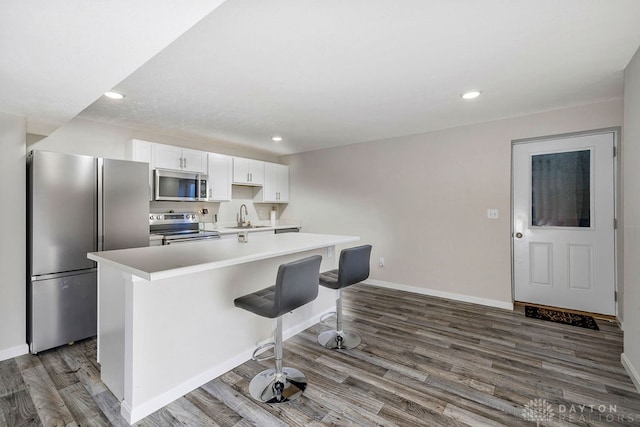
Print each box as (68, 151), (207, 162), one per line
(283, 99), (623, 308)
(0, 112), (27, 360)
(622, 46), (640, 391)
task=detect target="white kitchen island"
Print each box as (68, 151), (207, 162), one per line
(88, 232), (359, 424)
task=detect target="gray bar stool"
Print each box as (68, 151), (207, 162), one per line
(234, 255), (322, 403)
(318, 245), (372, 349)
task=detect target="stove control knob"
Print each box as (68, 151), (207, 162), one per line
(149, 215), (153, 220)
(156, 215), (161, 220)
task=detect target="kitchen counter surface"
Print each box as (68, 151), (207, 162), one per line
(89, 232), (357, 282)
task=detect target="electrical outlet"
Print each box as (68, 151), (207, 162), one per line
(487, 209), (499, 219)
(378, 257), (385, 267)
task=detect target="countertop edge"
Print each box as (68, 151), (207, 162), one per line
(89, 234), (359, 282)
(87, 253), (153, 281)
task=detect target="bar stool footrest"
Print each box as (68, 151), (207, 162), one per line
(319, 311), (336, 327)
(252, 342), (275, 361)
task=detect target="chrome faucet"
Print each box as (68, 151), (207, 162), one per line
(237, 204), (248, 227)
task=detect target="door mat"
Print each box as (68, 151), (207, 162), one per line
(524, 306), (599, 330)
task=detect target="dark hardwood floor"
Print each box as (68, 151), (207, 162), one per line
(1, 284), (639, 426)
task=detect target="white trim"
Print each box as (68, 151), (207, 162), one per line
(0, 344), (29, 362)
(617, 317), (624, 331)
(120, 308), (333, 425)
(621, 353), (640, 394)
(365, 279), (514, 311)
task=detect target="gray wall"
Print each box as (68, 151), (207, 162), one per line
(0, 112), (27, 359)
(623, 45), (640, 390)
(283, 99), (623, 308)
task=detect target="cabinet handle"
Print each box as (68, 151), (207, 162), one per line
(247, 173), (250, 182)
(209, 188), (212, 198)
(184, 158), (187, 169)
(250, 172), (253, 182)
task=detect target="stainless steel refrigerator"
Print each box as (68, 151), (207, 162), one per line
(27, 150), (149, 354)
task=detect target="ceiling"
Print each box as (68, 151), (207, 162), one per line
(3, 1), (640, 155)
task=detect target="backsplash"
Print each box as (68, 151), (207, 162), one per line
(150, 185), (280, 225)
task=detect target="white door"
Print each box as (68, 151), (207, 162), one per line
(513, 131), (616, 315)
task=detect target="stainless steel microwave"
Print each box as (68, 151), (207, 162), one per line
(154, 169), (208, 202)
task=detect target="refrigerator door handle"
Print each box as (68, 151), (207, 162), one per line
(97, 158), (104, 252)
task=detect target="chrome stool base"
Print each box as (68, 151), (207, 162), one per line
(318, 330), (361, 349)
(248, 367), (307, 403)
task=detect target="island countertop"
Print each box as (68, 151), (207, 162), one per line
(88, 232), (359, 281)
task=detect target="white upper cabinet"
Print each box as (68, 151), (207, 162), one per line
(131, 139), (154, 201)
(153, 143), (207, 173)
(207, 153), (232, 201)
(261, 163), (289, 203)
(181, 148), (208, 173)
(232, 157), (264, 185)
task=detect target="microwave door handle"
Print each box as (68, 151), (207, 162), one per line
(154, 170), (160, 201)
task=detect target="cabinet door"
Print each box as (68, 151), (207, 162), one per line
(207, 154), (232, 201)
(248, 160), (264, 185)
(262, 163), (289, 203)
(181, 148), (208, 173)
(233, 157), (250, 184)
(263, 162), (279, 202)
(132, 140), (153, 163)
(153, 144), (183, 170)
(276, 164), (289, 202)
(131, 140), (154, 201)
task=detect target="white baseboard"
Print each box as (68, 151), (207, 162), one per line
(121, 309), (333, 425)
(617, 317), (624, 331)
(621, 353), (640, 394)
(364, 279), (514, 311)
(0, 343), (29, 362)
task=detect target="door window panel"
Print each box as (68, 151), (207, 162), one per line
(531, 150), (591, 227)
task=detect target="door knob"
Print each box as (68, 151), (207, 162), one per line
(515, 232), (523, 239)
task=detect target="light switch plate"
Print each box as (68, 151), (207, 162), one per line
(487, 209), (499, 219)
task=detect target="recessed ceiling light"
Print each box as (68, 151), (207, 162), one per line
(271, 136), (283, 142)
(104, 91), (125, 100)
(461, 90), (481, 100)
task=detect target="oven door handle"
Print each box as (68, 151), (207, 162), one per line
(165, 236), (220, 245)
